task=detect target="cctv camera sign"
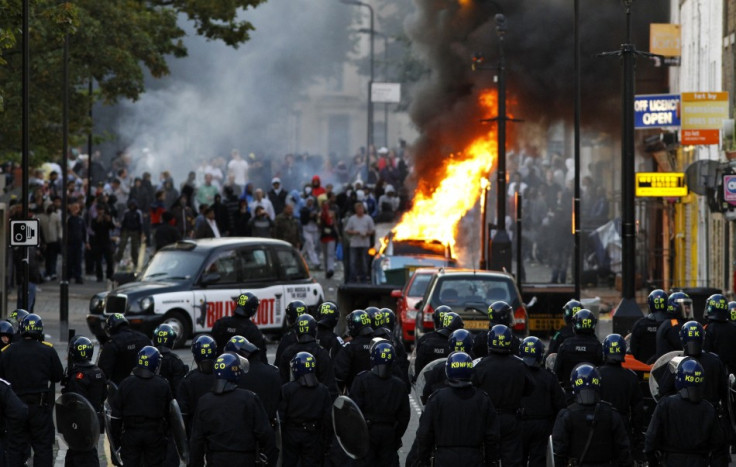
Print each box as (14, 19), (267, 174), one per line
(10, 220), (40, 247)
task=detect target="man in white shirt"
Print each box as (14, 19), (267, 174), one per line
(344, 203), (375, 282)
(227, 149), (249, 187)
(251, 188), (276, 220)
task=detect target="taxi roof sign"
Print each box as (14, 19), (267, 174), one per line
(635, 172), (687, 197)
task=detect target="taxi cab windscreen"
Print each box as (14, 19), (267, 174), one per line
(140, 250), (205, 281)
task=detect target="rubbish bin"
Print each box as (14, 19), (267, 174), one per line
(671, 287), (722, 323)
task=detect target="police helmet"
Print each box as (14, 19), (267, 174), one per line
(192, 335), (217, 373)
(20, 313), (43, 340)
(379, 308), (397, 331)
(519, 336), (545, 367)
(234, 292), (259, 318)
(570, 364), (601, 405)
(104, 313), (129, 337)
(153, 324), (177, 349)
(8, 309), (29, 332)
(213, 353), (243, 393)
(432, 305), (452, 329)
(679, 320), (704, 356)
(647, 289), (668, 315)
(675, 358), (705, 402)
(290, 351), (318, 386)
(318, 302), (339, 328)
(729, 301), (736, 323)
(370, 341), (395, 379)
(0, 320), (14, 343)
(487, 324), (512, 354)
(285, 300), (308, 327)
(571, 309), (597, 335)
(366, 307), (386, 330)
(448, 329), (474, 353)
(602, 333), (627, 364)
(437, 312), (464, 337)
(705, 294), (729, 322)
(346, 310), (373, 337)
(295, 314), (317, 343)
(666, 291), (692, 319)
(562, 300), (583, 324)
(487, 301), (513, 327)
(69, 336), (94, 363)
(224, 335), (259, 359)
(445, 351), (474, 388)
(135, 346), (162, 377)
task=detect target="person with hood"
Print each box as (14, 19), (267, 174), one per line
(239, 182), (255, 205)
(311, 175), (326, 198)
(115, 199), (144, 269)
(248, 206), (273, 238)
(169, 195), (195, 239)
(267, 177), (288, 215)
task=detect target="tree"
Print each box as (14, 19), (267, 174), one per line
(0, 0), (267, 162)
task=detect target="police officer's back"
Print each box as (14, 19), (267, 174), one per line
(546, 299), (582, 358)
(110, 346), (173, 466)
(630, 289), (668, 363)
(472, 301), (521, 359)
(153, 324), (189, 395)
(0, 314), (63, 467)
(0, 320), (15, 350)
(316, 301), (344, 359)
(655, 291), (692, 359)
(413, 306), (453, 377)
(278, 352), (332, 466)
(350, 341), (410, 466)
(97, 313), (152, 385)
(275, 300), (305, 366)
(645, 359), (724, 466)
(177, 335), (217, 434)
(518, 337), (566, 467)
(703, 293), (736, 374)
(472, 324), (534, 467)
(190, 353), (277, 467)
(422, 329), (473, 404)
(226, 335), (282, 423)
(553, 308), (602, 393)
(415, 352), (499, 466)
(211, 292), (268, 363)
(334, 310), (375, 392)
(371, 307), (410, 390)
(552, 364), (632, 466)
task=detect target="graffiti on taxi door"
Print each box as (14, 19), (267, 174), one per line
(205, 298), (276, 327)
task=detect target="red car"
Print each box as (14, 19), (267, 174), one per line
(391, 268), (438, 348)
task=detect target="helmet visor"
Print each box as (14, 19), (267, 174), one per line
(676, 298), (693, 318)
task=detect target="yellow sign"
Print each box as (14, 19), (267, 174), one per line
(681, 92), (729, 130)
(635, 172), (687, 197)
(650, 24), (681, 57)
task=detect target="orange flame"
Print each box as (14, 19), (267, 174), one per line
(393, 90), (499, 251)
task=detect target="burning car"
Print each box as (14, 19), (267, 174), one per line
(370, 233), (457, 285)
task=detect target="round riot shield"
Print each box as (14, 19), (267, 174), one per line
(648, 350), (684, 401)
(332, 395), (369, 460)
(413, 358), (447, 409)
(54, 393), (100, 451)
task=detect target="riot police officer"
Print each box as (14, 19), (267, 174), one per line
(275, 300), (307, 366)
(153, 324), (188, 395)
(703, 293), (736, 374)
(422, 328), (474, 404)
(629, 289), (669, 363)
(226, 335), (282, 423)
(97, 313), (152, 385)
(61, 336), (107, 467)
(334, 309), (374, 392)
(110, 346), (173, 466)
(414, 307), (459, 377)
(473, 301), (520, 358)
(178, 335), (218, 434)
(655, 291), (692, 358)
(415, 351), (500, 466)
(518, 336), (566, 467)
(278, 351), (333, 466)
(371, 307), (410, 389)
(0, 313), (63, 467)
(546, 299), (582, 358)
(473, 325), (533, 466)
(0, 320), (14, 349)
(7, 308), (29, 341)
(211, 292), (268, 363)
(350, 341), (410, 466)
(553, 308), (602, 393)
(645, 359), (724, 466)
(316, 301), (344, 359)
(552, 364), (632, 466)
(190, 353), (276, 466)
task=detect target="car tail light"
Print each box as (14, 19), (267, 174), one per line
(423, 304), (435, 330)
(513, 306), (526, 332)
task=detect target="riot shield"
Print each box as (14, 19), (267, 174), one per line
(545, 353), (557, 372)
(332, 395), (369, 459)
(648, 350), (684, 401)
(413, 358), (446, 409)
(54, 393), (100, 451)
(546, 435), (555, 467)
(274, 412), (283, 467)
(103, 401), (123, 466)
(169, 399), (189, 464)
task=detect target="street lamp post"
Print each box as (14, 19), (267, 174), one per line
(359, 28), (390, 147)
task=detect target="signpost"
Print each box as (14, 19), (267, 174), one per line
(9, 219), (40, 247)
(680, 92), (729, 145)
(635, 173), (687, 197)
(371, 82), (401, 103)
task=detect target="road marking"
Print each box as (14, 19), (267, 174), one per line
(409, 394), (422, 416)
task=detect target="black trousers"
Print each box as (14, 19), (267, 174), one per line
(7, 403), (54, 467)
(120, 427), (166, 467)
(64, 448), (99, 467)
(522, 418), (553, 467)
(282, 427), (324, 467)
(498, 413), (523, 467)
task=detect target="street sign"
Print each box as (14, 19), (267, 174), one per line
(371, 83), (401, 103)
(724, 175), (736, 205)
(650, 24), (681, 58)
(635, 172), (687, 197)
(681, 92), (729, 145)
(9, 219), (39, 246)
(634, 94), (680, 129)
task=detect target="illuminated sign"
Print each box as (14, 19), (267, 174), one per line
(635, 172), (687, 197)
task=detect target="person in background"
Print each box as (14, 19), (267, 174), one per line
(67, 202), (87, 284)
(319, 201), (339, 279)
(154, 212), (181, 251)
(38, 202), (62, 281)
(344, 202), (375, 283)
(89, 205), (116, 283)
(249, 206), (273, 238)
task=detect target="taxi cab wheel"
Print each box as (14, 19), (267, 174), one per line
(163, 311), (192, 348)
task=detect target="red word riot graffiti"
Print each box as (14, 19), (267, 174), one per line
(252, 298), (276, 326)
(205, 298), (277, 328)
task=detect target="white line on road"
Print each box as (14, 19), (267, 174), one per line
(409, 394), (422, 416)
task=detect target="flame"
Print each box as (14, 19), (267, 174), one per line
(393, 90), (499, 251)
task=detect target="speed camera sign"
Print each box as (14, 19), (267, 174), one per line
(10, 220), (40, 247)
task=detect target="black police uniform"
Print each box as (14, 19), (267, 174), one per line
(316, 324), (343, 360)
(278, 379), (332, 466)
(599, 362), (644, 456)
(177, 368), (216, 435)
(0, 338), (63, 467)
(654, 317), (686, 359)
(645, 394), (724, 466)
(704, 320), (736, 374)
(472, 330), (520, 359)
(375, 327), (411, 390)
(211, 314), (269, 364)
(238, 357), (282, 423)
(158, 346), (188, 396)
(421, 362), (448, 405)
(629, 312), (667, 363)
(0, 378), (27, 466)
(472, 353), (534, 467)
(553, 335), (602, 392)
(98, 327), (151, 385)
(275, 330), (297, 368)
(552, 400), (632, 466)
(278, 341), (339, 398)
(61, 361), (107, 467)
(190, 388), (277, 467)
(546, 324), (574, 358)
(334, 334), (373, 392)
(110, 370), (173, 466)
(350, 370), (410, 466)
(415, 386), (499, 466)
(413, 331), (448, 378)
(519, 365), (566, 467)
